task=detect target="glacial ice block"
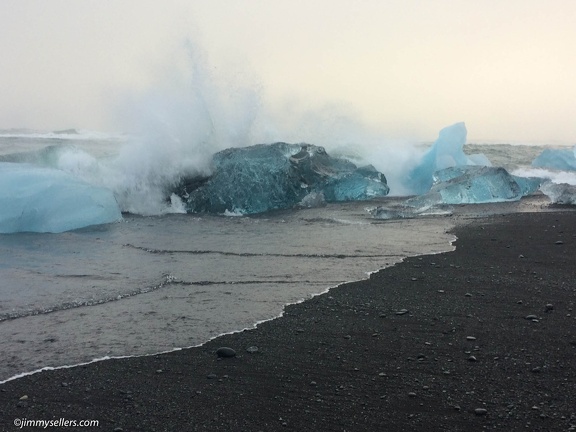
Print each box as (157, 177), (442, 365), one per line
(176, 143), (390, 214)
(540, 182), (576, 205)
(0, 162), (122, 233)
(405, 166), (538, 208)
(406, 122), (491, 194)
(532, 147), (576, 171)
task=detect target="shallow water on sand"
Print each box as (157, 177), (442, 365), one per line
(0, 200), (455, 382)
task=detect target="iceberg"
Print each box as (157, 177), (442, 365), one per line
(175, 143), (390, 214)
(540, 181), (576, 205)
(532, 146), (576, 171)
(406, 122), (491, 194)
(405, 166), (541, 208)
(0, 162), (122, 233)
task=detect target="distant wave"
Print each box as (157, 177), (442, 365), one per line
(0, 129), (129, 141)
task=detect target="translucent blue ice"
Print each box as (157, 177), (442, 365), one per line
(178, 143), (390, 214)
(406, 122), (491, 194)
(0, 162), (122, 233)
(532, 146), (576, 171)
(512, 175), (543, 196)
(405, 166), (541, 208)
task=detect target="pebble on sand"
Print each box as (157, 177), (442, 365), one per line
(474, 408), (488, 415)
(216, 347), (237, 358)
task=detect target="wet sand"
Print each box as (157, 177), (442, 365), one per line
(1, 209), (576, 431)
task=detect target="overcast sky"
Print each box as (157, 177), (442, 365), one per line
(1, 0), (575, 143)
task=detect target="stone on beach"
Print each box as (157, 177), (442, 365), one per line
(216, 347), (237, 358)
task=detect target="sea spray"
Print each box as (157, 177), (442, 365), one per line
(47, 42), (266, 215)
(99, 41), (267, 214)
(46, 40), (428, 213)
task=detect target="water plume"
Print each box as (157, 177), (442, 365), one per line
(57, 40), (427, 213)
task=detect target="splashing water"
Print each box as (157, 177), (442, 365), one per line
(13, 40), (463, 215)
(52, 42), (270, 215)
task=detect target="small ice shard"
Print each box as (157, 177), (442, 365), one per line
(370, 204), (452, 220)
(176, 143), (390, 214)
(405, 166), (536, 208)
(540, 181), (576, 204)
(0, 162), (122, 233)
(370, 206), (422, 220)
(299, 191), (326, 208)
(532, 146), (576, 171)
(406, 122), (491, 194)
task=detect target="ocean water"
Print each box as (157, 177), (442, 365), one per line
(0, 131), (571, 382)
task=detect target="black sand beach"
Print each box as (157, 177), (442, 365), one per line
(1, 210), (576, 431)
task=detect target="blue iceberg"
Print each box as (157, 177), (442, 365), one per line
(0, 162), (122, 233)
(404, 166), (542, 208)
(431, 166), (542, 197)
(406, 122), (491, 194)
(532, 146), (576, 171)
(176, 143), (390, 214)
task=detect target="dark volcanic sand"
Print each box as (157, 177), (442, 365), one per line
(1, 211), (576, 431)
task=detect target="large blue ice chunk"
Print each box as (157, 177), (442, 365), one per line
(0, 162), (122, 233)
(405, 166), (540, 208)
(532, 147), (576, 171)
(177, 143), (390, 214)
(406, 122), (491, 194)
(430, 166), (542, 196)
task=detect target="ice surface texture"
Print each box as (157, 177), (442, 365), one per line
(405, 166), (542, 208)
(0, 162), (122, 233)
(372, 166), (542, 219)
(540, 182), (576, 205)
(406, 122), (491, 194)
(532, 146), (576, 171)
(176, 143), (390, 214)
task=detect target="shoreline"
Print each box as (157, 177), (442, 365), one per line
(0, 221), (456, 387)
(0, 203), (456, 384)
(1, 209), (576, 431)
